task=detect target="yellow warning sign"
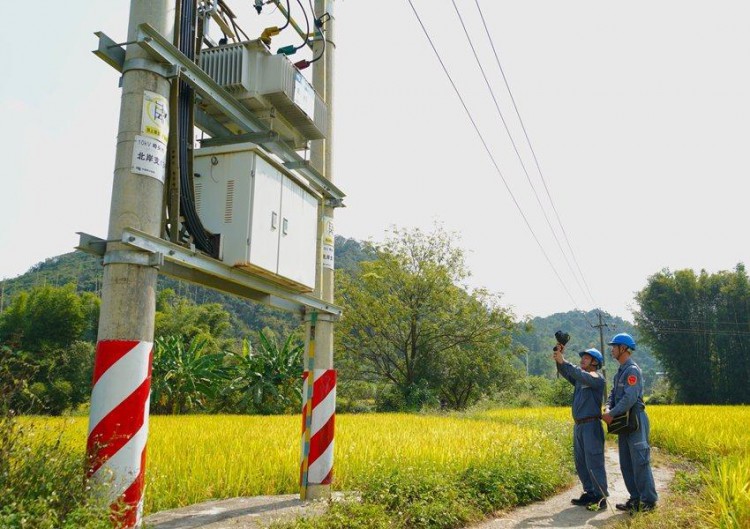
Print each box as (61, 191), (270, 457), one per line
(141, 90), (169, 144)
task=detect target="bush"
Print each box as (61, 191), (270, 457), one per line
(0, 352), (111, 528)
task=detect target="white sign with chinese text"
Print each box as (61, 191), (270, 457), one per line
(131, 135), (167, 182)
(322, 216), (334, 270)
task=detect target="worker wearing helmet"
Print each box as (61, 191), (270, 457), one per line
(553, 343), (608, 509)
(602, 333), (658, 513)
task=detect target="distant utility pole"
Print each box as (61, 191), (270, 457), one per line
(301, 0), (336, 501)
(86, 1), (173, 527)
(592, 311), (610, 392)
(593, 311), (608, 356)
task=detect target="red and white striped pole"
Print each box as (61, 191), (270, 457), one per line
(87, 340), (153, 526)
(87, 1), (173, 526)
(300, 368), (337, 492)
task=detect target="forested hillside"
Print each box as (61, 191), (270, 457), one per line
(513, 310), (662, 391)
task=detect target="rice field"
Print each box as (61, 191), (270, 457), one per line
(23, 409), (574, 514)
(20, 405), (750, 528)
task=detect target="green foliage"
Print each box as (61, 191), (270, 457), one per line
(635, 264), (750, 404)
(0, 352), (111, 529)
(151, 336), (231, 414)
(337, 226), (518, 411)
(0, 284), (97, 352)
(221, 330), (304, 414)
(155, 290), (235, 354)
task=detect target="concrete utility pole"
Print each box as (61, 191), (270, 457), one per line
(302, 0), (336, 501)
(86, 1), (173, 527)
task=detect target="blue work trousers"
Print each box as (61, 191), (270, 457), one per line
(618, 410), (658, 504)
(574, 421), (608, 497)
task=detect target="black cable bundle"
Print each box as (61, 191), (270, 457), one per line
(176, 0), (220, 257)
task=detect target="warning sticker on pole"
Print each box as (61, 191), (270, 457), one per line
(141, 90), (169, 144)
(131, 135), (167, 182)
(322, 216), (335, 270)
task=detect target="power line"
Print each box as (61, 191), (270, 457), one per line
(473, 0), (598, 308)
(450, 0), (595, 309)
(406, 0), (585, 318)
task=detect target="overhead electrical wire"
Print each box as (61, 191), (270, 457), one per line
(473, 0), (597, 308)
(406, 0), (584, 314)
(450, 0), (595, 310)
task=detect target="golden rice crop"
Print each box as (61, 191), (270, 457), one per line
(23, 412), (572, 515)
(647, 406), (750, 461)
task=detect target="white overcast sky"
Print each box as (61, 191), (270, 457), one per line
(1, 1), (748, 320)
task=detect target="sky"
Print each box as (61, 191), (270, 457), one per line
(1, 1), (749, 321)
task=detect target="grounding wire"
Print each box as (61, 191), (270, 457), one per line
(406, 0), (584, 314)
(451, 0), (595, 310)
(474, 0), (597, 308)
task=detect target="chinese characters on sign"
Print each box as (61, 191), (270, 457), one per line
(131, 135), (167, 182)
(132, 91), (169, 182)
(322, 216), (334, 270)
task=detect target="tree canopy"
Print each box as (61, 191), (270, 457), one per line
(336, 226), (517, 410)
(635, 264), (750, 404)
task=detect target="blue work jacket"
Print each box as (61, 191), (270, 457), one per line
(607, 357), (645, 417)
(557, 360), (605, 420)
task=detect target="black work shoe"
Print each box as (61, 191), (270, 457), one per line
(631, 501), (656, 514)
(571, 492), (595, 505)
(585, 496), (607, 511)
(616, 498), (638, 511)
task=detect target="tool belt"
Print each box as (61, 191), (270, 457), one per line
(574, 415), (602, 425)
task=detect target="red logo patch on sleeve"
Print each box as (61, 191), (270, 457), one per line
(627, 375), (637, 386)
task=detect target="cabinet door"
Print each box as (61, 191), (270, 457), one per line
(248, 157), (282, 272)
(277, 177), (318, 288)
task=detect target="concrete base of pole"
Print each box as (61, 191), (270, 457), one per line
(304, 484), (331, 501)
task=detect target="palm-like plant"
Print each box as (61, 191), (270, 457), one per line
(223, 330), (303, 414)
(151, 336), (231, 414)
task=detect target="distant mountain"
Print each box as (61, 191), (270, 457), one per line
(0, 235), (374, 337)
(513, 309), (662, 387)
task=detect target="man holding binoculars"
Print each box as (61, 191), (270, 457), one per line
(552, 332), (608, 510)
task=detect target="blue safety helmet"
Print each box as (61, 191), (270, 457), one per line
(607, 332), (636, 350)
(579, 348), (604, 368)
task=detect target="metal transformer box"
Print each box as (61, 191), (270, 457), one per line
(193, 142), (319, 292)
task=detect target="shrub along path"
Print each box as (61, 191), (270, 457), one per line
(467, 446), (674, 529)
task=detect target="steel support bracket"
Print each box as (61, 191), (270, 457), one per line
(76, 232), (107, 256)
(103, 249), (165, 268)
(123, 58), (181, 79)
(93, 31), (126, 71)
(199, 131), (280, 148)
(76, 230), (342, 317)
(303, 310), (339, 323)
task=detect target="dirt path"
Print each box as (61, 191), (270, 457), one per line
(468, 447), (674, 529)
(144, 448), (674, 529)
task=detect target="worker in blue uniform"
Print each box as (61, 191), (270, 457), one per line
(553, 343), (608, 509)
(602, 333), (658, 513)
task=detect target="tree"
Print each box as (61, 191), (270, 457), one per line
(635, 264), (750, 404)
(0, 285), (98, 414)
(336, 226), (517, 410)
(221, 330), (304, 414)
(155, 290), (234, 354)
(0, 284), (97, 351)
(150, 336), (231, 414)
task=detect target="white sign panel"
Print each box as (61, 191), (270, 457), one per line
(131, 135), (167, 182)
(141, 90), (169, 144)
(293, 72), (315, 119)
(322, 216), (334, 270)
